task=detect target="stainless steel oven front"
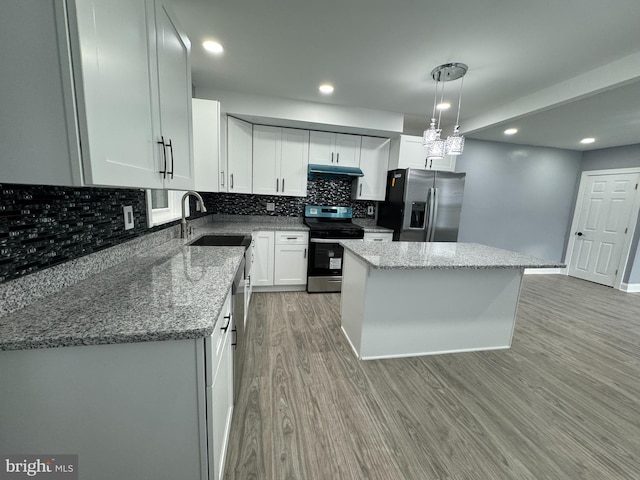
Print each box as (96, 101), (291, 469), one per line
(307, 238), (346, 293)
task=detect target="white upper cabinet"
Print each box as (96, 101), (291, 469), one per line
(192, 99), (220, 192)
(0, 0), (193, 189)
(226, 117), (253, 194)
(153, 0), (193, 190)
(253, 126), (309, 197)
(353, 137), (390, 201)
(309, 131), (361, 167)
(388, 135), (456, 172)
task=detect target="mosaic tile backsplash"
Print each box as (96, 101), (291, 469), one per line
(1, 178), (374, 283)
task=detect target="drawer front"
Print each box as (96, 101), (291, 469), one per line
(363, 232), (393, 242)
(275, 231), (309, 245)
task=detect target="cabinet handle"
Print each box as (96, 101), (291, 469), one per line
(331, 152), (334, 163)
(157, 136), (167, 178)
(373, 238), (383, 241)
(221, 314), (231, 332)
(167, 138), (174, 179)
(336, 152), (339, 164)
(286, 236), (298, 240)
(359, 184), (363, 196)
(304, 247), (307, 259)
(221, 171), (225, 187)
(282, 178), (285, 192)
(231, 327), (237, 348)
(230, 173), (234, 189)
(276, 178), (279, 192)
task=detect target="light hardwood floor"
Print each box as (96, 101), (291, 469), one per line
(224, 275), (640, 479)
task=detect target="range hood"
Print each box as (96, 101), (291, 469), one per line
(307, 163), (364, 179)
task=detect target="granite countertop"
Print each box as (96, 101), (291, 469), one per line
(340, 241), (565, 270)
(352, 219), (393, 234)
(0, 240), (245, 351)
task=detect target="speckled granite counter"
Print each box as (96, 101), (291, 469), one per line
(352, 219), (393, 234)
(339, 241), (563, 270)
(0, 238), (245, 351)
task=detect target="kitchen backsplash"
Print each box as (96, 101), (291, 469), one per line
(1, 178), (374, 283)
(205, 177), (375, 217)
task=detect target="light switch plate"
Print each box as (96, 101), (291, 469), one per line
(266, 202), (275, 212)
(367, 205), (374, 216)
(123, 205), (134, 230)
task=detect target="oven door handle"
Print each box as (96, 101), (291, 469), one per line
(310, 238), (344, 244)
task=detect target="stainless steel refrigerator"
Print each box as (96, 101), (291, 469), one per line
(377, 168), (466, 242)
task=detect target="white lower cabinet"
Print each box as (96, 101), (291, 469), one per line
(274, 232), (308, 285)
(252, 231), (308, 288)
(363, 232), (393, 242)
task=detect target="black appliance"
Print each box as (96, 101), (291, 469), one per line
(304, 205), (364, 293)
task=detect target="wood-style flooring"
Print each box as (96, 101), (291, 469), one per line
(224, 275), (640, 479)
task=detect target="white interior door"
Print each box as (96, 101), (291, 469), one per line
(568, 172), (640, 286)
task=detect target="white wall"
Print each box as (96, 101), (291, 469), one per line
(195, 88), (404, 136)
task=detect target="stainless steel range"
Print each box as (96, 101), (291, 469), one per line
(304, 205), (364, 293)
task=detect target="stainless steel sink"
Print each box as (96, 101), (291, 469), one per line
(188, 235), (250, 248)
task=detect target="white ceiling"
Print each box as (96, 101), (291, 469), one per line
(170, 0), (640, 151)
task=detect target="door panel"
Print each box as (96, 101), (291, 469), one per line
(568, 172), (639, 286)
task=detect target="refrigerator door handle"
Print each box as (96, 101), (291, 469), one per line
(426, 187), (437, 241)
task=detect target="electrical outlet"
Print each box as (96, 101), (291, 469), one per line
(367, 205), (375, 216)
(266, 202), (275, 212)
(123, 205), (134, 230)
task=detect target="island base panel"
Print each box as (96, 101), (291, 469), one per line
(341, 251), (523, 360)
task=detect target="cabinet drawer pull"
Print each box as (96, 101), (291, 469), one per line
(167, 138), (174, 179)
(286, 236), (298, 240)
(276, 178), (279, 192)
(221, 171), (225, 187)
(282, 178), (285, 192)
(331, 152), (334, 163)
(221, 314), (231, 332)
(157, 136), (167, 178)
(359, 184), (363, 196)
(373, 238), (383, 241)
(231, 327), (237, 348)
(336, 152), (339, 164)
(230, 173), (234, 189)
(304, 247), (307, 259)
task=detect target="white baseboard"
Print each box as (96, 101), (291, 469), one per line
(524, 268), (565, 275)
(620, 283), (640, 293)
(252, 285), (307, 293)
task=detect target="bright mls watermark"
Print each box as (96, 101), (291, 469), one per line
(0, 455), (77, 479)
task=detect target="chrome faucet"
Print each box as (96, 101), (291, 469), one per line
(181, 191), (207, 238)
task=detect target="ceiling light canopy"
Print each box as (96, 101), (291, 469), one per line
(504, 128), (518, 135)
(580, 137), (595, 144)
(319, 83), (334, 95)
(202, 40), (224, 54)
(423, 62), (468, 158)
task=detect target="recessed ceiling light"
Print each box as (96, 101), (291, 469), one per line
(319, 84), (334, 95)
(580, 137), (595, 144)
(202, 41), (224, 54)
(504, 128), (518, 135)
(436, 102), (451, 110)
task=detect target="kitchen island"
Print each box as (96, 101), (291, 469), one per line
(339, 241), (563, 360)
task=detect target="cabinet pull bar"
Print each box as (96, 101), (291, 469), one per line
(359, 184), (363, 196)
(276, 178), (279, 192)
(286, 236), (298, 240)
(331, 152), (334, 163)
(230, 173), (234, 189)
(336, 152), (339, 164)
(221, 171), (225, 187)
(167, 139), (174, 178)
(282, 178), (285, 192)
(304, 248), (307, 259)
(221, 314), (232, 332)
(231, 327), (237, 348)
(157, 136), (167, 178)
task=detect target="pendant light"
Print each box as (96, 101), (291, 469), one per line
(424, 62), (468, 157)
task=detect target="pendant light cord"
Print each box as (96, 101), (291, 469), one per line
(436, 77), (445, 129)
(454, 75), (464, 127)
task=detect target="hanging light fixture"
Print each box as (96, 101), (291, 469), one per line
(423, 62), (468, 157)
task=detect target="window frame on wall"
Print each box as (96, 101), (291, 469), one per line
(145, 190), (188, 227)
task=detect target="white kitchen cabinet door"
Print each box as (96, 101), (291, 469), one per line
(280, 128), (309, 197)
(208, 328), (233, 480)
(309, 131), (361, 167)
(252, 231), (275, 287)
(192, 99), (220, 192)
(426, 155), (457, 172)
(227, 117), (253, 194)
(308, 131), (336, 165)
(274, 245), (308, 285)
(335, 134), (362, 167)
(353, 136), (390, 201)
(252, 125), (281, 196)
(72, 0), (163, 189)
(154, 0), (193, 190)
(388, 135), (427, 170)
